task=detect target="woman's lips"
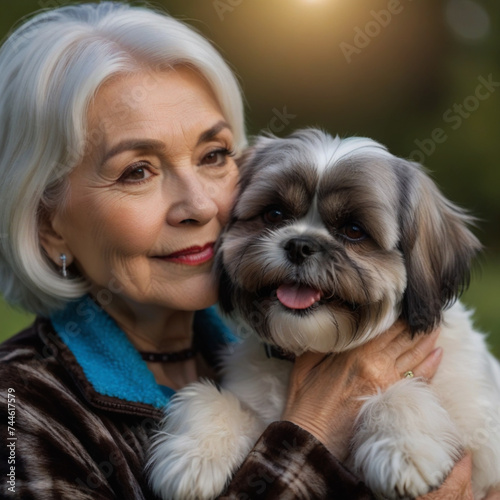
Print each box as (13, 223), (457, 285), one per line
(158, 242), (215, 266)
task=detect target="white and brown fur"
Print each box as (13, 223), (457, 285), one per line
(147, 129), (500, 500)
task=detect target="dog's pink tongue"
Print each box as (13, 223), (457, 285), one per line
(277, 284), (321, 310)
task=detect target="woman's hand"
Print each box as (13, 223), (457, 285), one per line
(416, 451), (500, 500)
(417, 453), (473, 499)
(281, 321), (442, 460)
(418, 451), (500, 499)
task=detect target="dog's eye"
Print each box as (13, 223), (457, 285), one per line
(263, 207), (284, 224)
(341, 223), (367, 242)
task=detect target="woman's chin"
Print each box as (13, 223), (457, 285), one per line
(155, 273), (219, 312)
(89, 269), (218, 313)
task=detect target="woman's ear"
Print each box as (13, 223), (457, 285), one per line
(38, 209), (74, 268)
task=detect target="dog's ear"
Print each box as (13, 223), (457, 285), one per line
(213, 238), (235, 314)
(397, 162), (481, 335)
(217, 264), (235, 314)
(215, 135), (277, 315)
(236, 134), (279, 190)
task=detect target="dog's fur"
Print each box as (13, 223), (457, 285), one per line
(147, 129), (500, 499)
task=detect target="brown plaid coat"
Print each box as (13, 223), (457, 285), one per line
(0, 318), (373, 499)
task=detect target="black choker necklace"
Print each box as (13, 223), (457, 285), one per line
(139, 347), (198, 363)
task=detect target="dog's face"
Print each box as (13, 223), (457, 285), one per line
(215, 129), (480, 355)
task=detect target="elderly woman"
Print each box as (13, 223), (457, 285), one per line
(0, 2), (485, 499)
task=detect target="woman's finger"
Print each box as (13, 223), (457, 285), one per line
(377, 323), (435, 362)
(395, 328), (441, 375)
(410, 347), (443, 380)
(417, 453), (473, 500)
(369, 320), (410, 352)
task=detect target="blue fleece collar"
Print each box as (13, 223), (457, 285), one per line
(50, 295), (235, 409)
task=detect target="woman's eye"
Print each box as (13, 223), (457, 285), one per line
(341, 223), (367, 242)
(263, 207), (284, 224)
(119, 163), (153, 184)
(201, 148), (234, 167)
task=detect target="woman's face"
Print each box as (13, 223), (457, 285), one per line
(48, 68), (239, 311)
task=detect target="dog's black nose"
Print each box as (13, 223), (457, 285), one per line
(284, 237), (320, 264)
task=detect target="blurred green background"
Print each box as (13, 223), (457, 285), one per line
(0, 0), (499, 356)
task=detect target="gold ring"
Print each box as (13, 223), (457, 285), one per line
(403, 370), (414, 379)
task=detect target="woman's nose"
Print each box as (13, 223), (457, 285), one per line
(166, 171), (218, 226)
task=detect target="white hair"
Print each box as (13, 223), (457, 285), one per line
(0, 2), (246, 315)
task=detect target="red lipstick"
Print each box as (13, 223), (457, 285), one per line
(159, 242), (215, 266)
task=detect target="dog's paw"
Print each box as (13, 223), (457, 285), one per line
(354, 436), (457, 499)
(351, 379), (463, 499)
(146, 380), (264, 500)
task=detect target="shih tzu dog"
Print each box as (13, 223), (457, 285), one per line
(147, 129), (500, 499)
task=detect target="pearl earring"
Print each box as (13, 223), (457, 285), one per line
(60, 253), (67, 278)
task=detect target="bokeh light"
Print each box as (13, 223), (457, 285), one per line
(445, 0), (490, 40)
